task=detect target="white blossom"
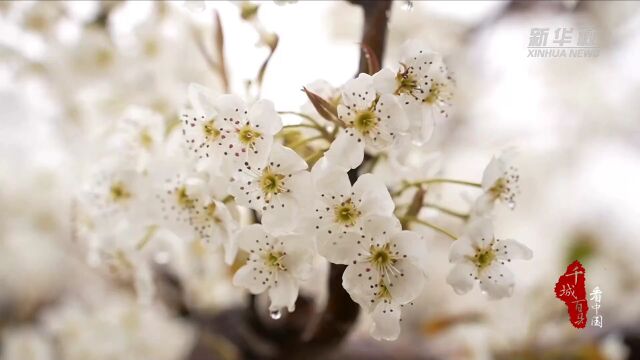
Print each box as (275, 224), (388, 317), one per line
(373, 49), (453, 144)
(232, 224), (314, 312)
(229, 143), (313, 234)
(446, 218), (532, 299)
(312, 164), (395, 262)
(325, 73), (407, 170)
(338, 215), (427, 341)
(474, 152), (521, 213)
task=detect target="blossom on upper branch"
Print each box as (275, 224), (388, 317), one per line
(181, 86), (282, 173)
(232, 224), (314, 313)
(474, 152), (521, 213)
(373, 49), (453, 144)
(325, 73), (407, 170)
(446, 218), (532, 299)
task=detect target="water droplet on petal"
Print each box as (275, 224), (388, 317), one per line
(401, 1), (414, 11)
(507, 200), (516, 210)
(269, 309), (282, 320)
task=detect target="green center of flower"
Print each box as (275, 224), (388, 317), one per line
(474, 248), (496, 269)
(334, 199), (360, 227)
(489, 178), (507, 199)
(140, 129), (154, 149)
(353, 110), (377, 134)
(424, 83), (442, 105)
(176, 186), (195, 209)
(203, 120), (221, 140)
(396, 71), (418, 95)
(265, 251), (286, 271)
(369, 243), (396, 270)
(259, 167), (285, 199)
(377, 280), (392, 300)
(110, 182), (132, 202)
(238, 125), (262, 148)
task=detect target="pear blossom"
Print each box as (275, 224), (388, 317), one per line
(111, 107), (166, 171)
(474, 153), (521, 213)
(232, 224), (314, 312)
(229, 143), (312, 233)
(338, 215), (427, 340)
(312, 164), (395, 263)
(154, 167), (237, 259)
(373, 50), (453, 144)
(325, 73), (407, 170)
(446, 218), (532, 299)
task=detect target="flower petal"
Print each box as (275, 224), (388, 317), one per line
(376, 94), (407, 133)
(341, 73), (375, 111)
(353, 173), (395, 217)
(481, 156), (505, 191)
(361, 214), (401, 244)
(268, 272), (299, 312)
(325, 130), (365, 170)
(342, 261), (379, 309)
(214, 94), (247, 125)
(392, 230), (427, 274)
(387, 260), (424, 304)
(188, 83), (217, 118)
(448, 237), (475, 263)
(269, 143), (307, 174)
(372, 68), (397, 94)
(249, 99), (282, 135)
(234, 224), (272, 253)
(479, 263), (514, 299)
(495, 239), (532, 261)
(317, 230), (364, 265)
(232, 262), (272, 294)
(370, 301), (402, 341)
(446, 262), (477, 295)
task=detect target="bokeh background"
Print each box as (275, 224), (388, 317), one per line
(1, 1), (640, 359)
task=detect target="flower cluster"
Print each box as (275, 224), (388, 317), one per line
(74, 41), (531, 342)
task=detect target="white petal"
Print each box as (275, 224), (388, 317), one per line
(479, 263), (515, 299)
(233, 262), (272, 294)
(268, 143), (307, 174)
(261, 196), (297, 235)
(286, 171), (314, 211)
(370, 302), (402, 341)
(312, 161), (352, 204)
(376, 94), (408, 133)
(325, 130), (365, 170)
(448, 237), (475, 263)
(215, 94), (247, 125)
(353, 174), (395, 217)
(342, 261), (379, 309)
(481, 156), (505, 191)
(372, 68), (397, 94)
(188, 83), (217, 118)
(317, 231), (364, 265)
(268, 272), (299, 312)
(228, 179), (261, 211)
(446, 262), (477, 295)
(387, 260), (424, 304)
(361, 214), (401, 243)
(277, 234), (314, 279)
(341, 73), (375, 111)
(249, 99), (282, 135)
(465, 217), (494, 248)
(234, 224), (272, 253)
(495, 239), (533, 260)
(392, 230), (427, 273)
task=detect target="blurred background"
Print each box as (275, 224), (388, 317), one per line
(1, 1), (640, 359)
